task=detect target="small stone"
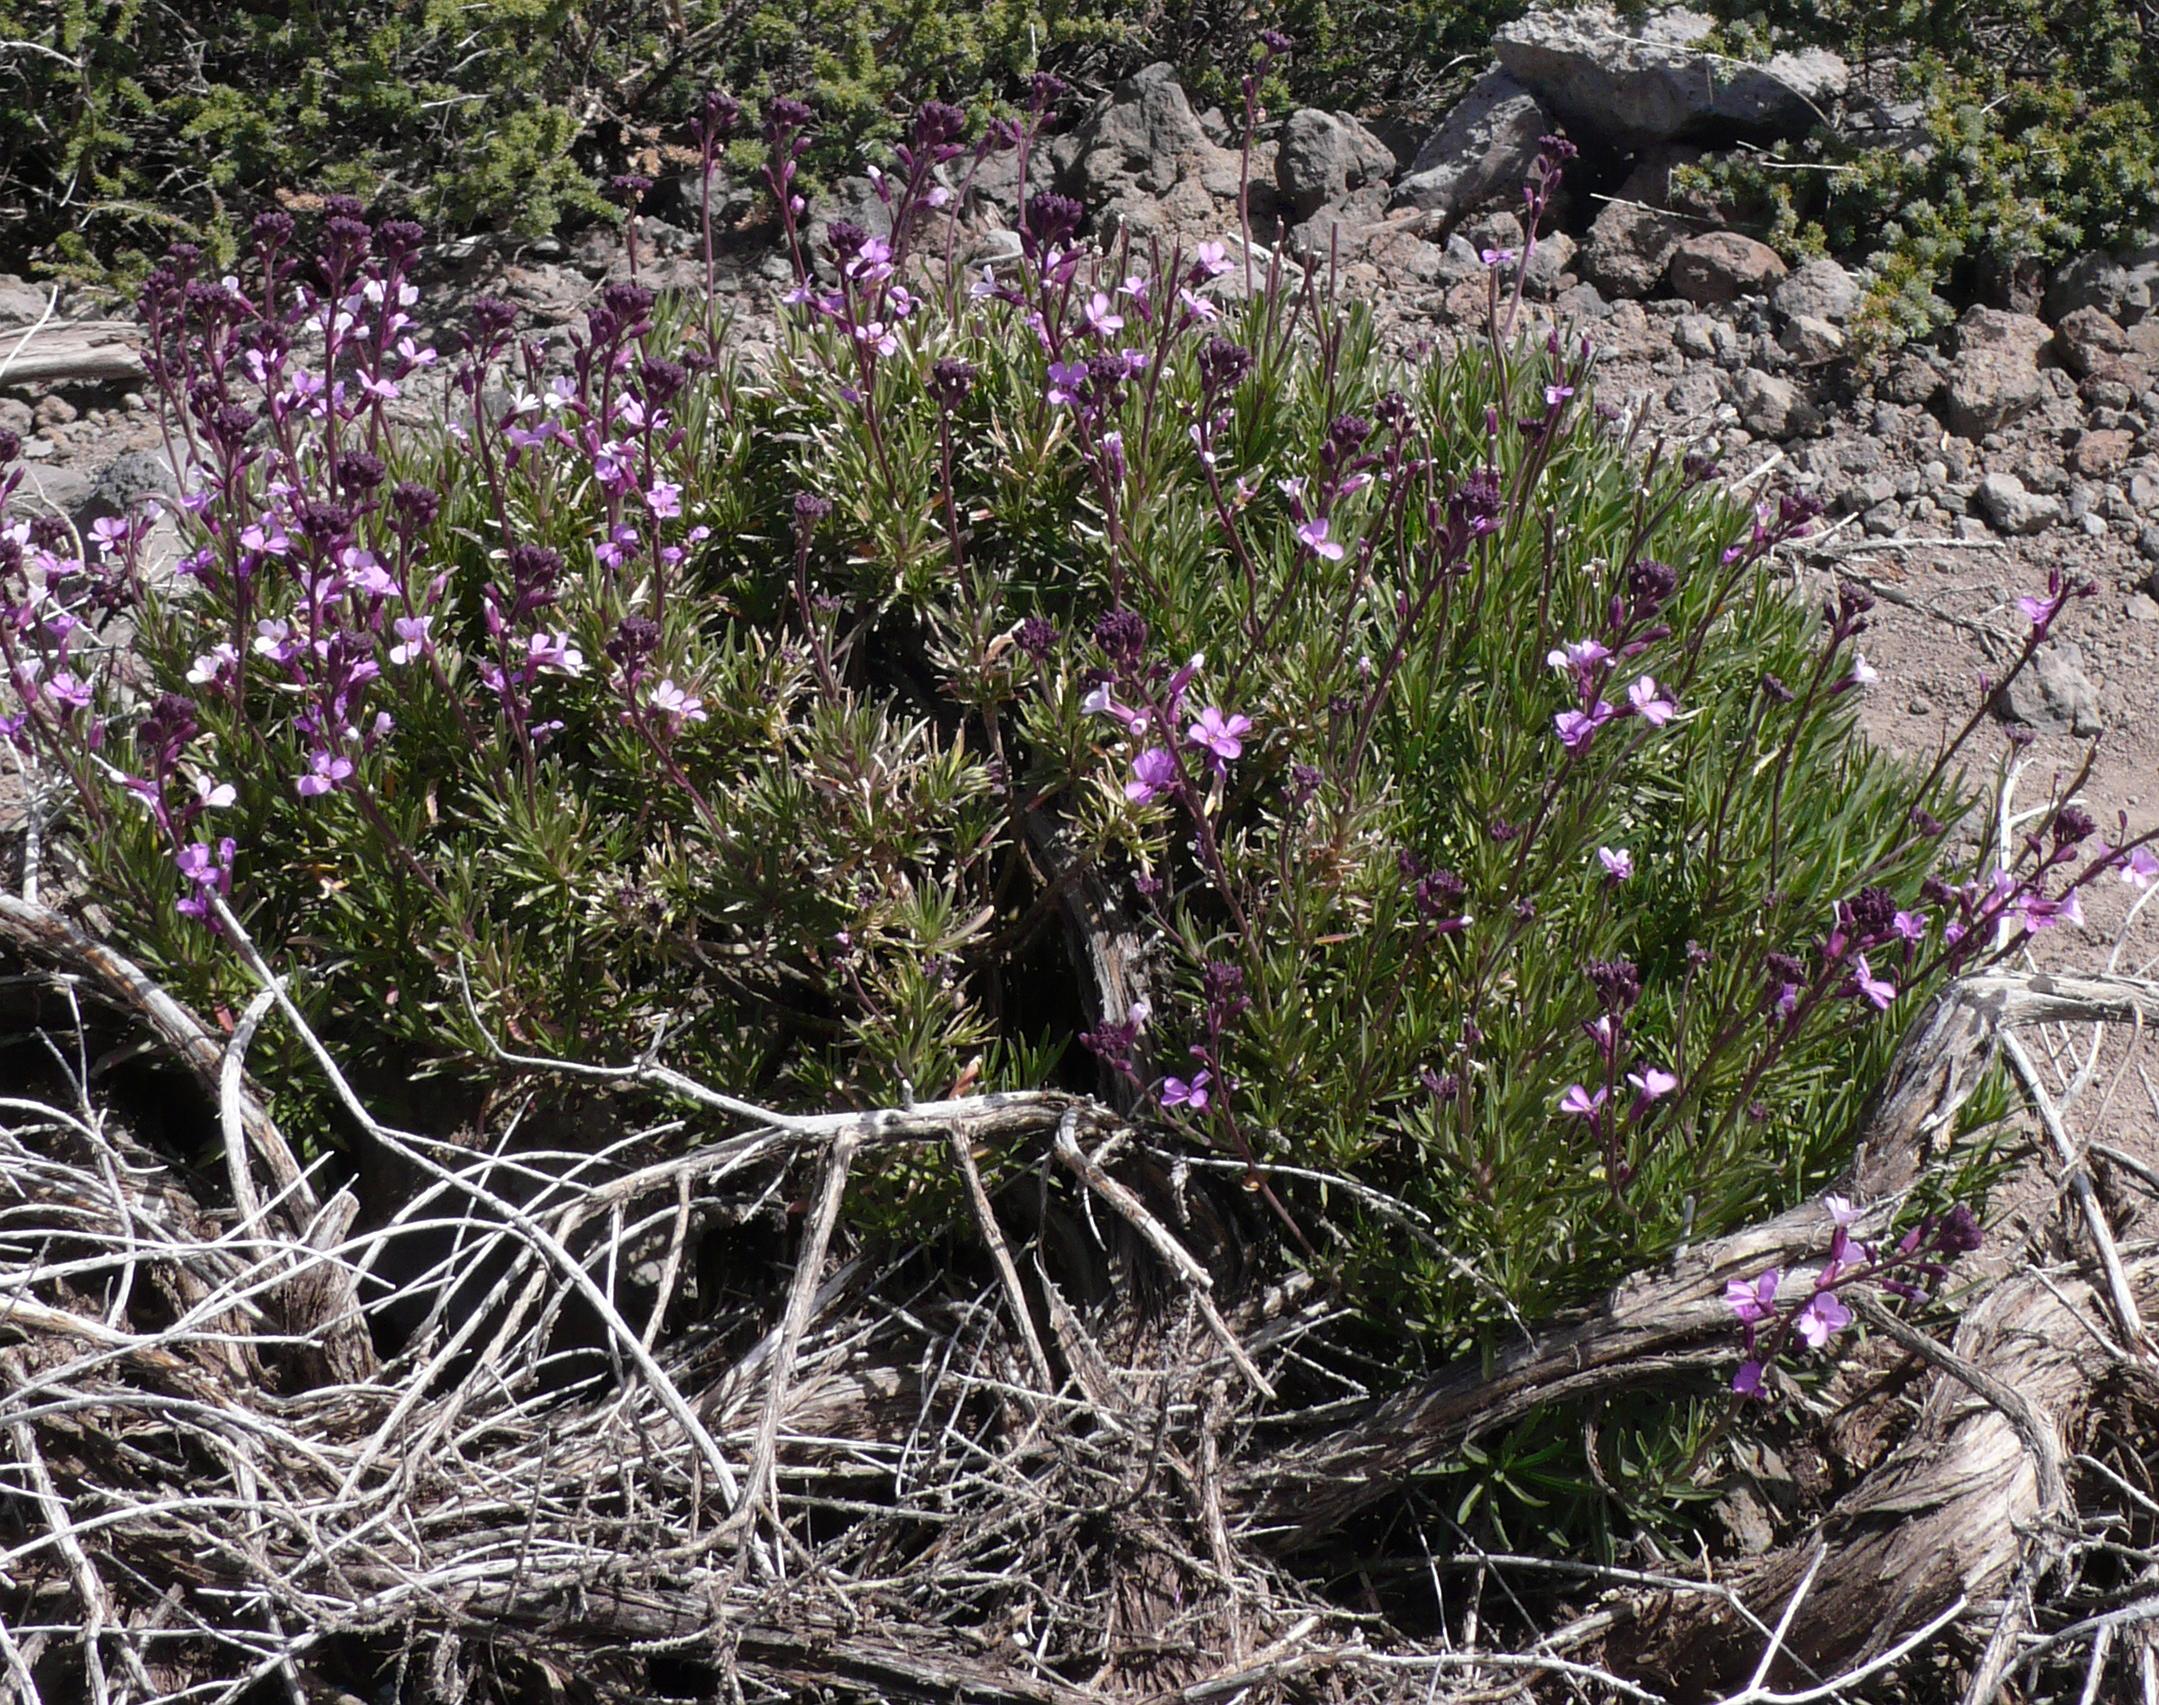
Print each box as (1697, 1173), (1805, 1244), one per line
(1941, 307), (2052, 439)
(1878, 353), (1942, 407)
(1975, 470), (2061, 535)
(1731, 367), (1815, 438)
(1667, 231), (1788, 304)
(1673, 313), (1723, 359)
(2080, 512), (2108, 537)
(2072, 428), (2135, 478)
(1778, 313), (1845, 363)
(1583, 198), (1690, 299)
(2126, 592), (2159, 622)
(1996, 642), (2102, 736)
(1908, 695), (1933, 715)
(1772, 257), (1862, 325)
(33, 394), (77, 428)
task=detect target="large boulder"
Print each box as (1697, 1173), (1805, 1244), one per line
(1667, 231), (1787, 303)
(1939, 307), (2052, 439)
(1276, 109), (1396, 220)
(1059, 63), (1261, 233)
(1493, 4), (1847, 148)
(1392, 68), (1551, 223)
(2045, 239), (2159, 327)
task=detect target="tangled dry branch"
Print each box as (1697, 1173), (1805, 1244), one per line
(2, 896), (2157, 1703)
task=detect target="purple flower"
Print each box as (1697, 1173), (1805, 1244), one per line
(1795, 1289), (1853, 1349)
(1553, 700), (1617, 753)
(388, 616), (433, 666)
(1479, 246), (1518, 269)
(647, 678), (708, 729)
(527, 629), (586, 677)
(1626, 1065), (1678, 1101)
(1731, 1359), (1766, 1398)
(1891, 908), (1928, 942)
(1597, 845), (1633, 882)
(1161, 1070), (1212, 1110)
(1125, 746), (1178, 804)
(1850, 954), (1896, 1010)
(1627, 675), (1677, 726)
(1082, 682), (1151, 737)
(1046, 360), (1088, 409)
(646, 479), (683, 519)
(2118, 845), (2159, 889)
(1724, 1268), (1780, 1324)
(1546, 637), (1611, 676)
(1296, 517), (1345, 561)
(1557, 1083), (1606, 1120)
(1079, 290), (1124, 338)
(1187, 706), (1252, 765)
(295, 749), (354, 798)
(43, 670), (93, 710)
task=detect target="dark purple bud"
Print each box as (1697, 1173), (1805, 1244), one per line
(931, 357), (977, 406)
(1586, 958), (1641, 1013)
(320, 216), (372, 262)
(763, 96), (815, 133)
(1198, 337), (1254, 394)
(292, 495), (352, 544)
(251, 210), (295, 248)
(0, 428), (18, 466)
(1023, 190), (1084, 249)
(392, 481), (441, 530)
(1934, 1204), (1982, 1255)
(1027, 72), (1066, 113)
(826, 219), (870, 260)
(1092, 607), (1148, 666)
(2051, 805), (2094, 846)
(1847, 885), (1898, 943)
(698, 89), (742, 144)
(377, 218), (426, 258)
(1761, 674), (1795, 704)
(640, 357), (688, 404)
(333, 448), (385, 494)
(1015, 616), (1057, 662)
(792, 491), (833, 532)
(320, 194), (367, 222)
(1627, 557), (1678, 611)
(607, 173), (653, 208)
(1258, 27), (1294, 55)
(1421, 1067), (1460, 1103)
(468, 296), (521, 339)
(607, 614), (662, 670)
(912, 100), (968, 148)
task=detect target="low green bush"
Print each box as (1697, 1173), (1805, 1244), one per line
(6, 112), (2121, 1551)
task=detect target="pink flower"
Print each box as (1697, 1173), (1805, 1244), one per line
(1191, 241), (1232, 281)
(1850, 954), (1896, 1010)
(1187, 706), (1252, 764)
(1554, 700), (1617, 753)
(295, 749), (353, 798)
(1161, 1070), (1212, 1110)
(1297, 517), (1345, 561)
(1626, 1065), (1678, 1101)
(1627, 675), (1677, 726)
(1046, 360), (1088, 409)
(1082, 683), (1150, 737)
(1125, 746), (1177, 804)
(645, 479), (682, 519)
(1557, 1083), (1606, 1120)
(1080, 290), (1124, 337)
(2119, 845), (2159, 889)
(1731, 1359), (1766, 1398)
(1546, 638), (1611, 676)
(388, 616), (433, 666)
(1597, 845), (1633, 882)
(1724, 1268), (1780, 1324)
(1824, 1194), (1861, 1227)
(647, 679), (707, 728)
(1891, 908), (1928, 942)
(1795, 1289), (1852, 1349)
(191, 773), (236, 811)
(526, 630), (586, 677)
(42, 671), (92, 710)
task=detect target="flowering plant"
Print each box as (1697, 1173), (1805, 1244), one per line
(3, 101), (2146, 1548)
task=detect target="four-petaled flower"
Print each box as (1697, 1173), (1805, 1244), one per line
(646, 479), (683, 519)
(1125, 746), (1177, 804)
(1161, 1070), (1212, 1110)
(1080, 291), (1124, 338)
(1187, 705), (1252, 765)
(2119, 845), (2159, 889)
(388, 616), (432, 666)
(647, 679), (708, 728)
(1628, 675), (1677, 726)
(1554, 700), (1617, 753)
(1046, 360), (1088, 409)
(1557, 1083), (1606, 1120)
(1597, 845), (1633, 882)
(1850, 954), (1896, 1009)
(527, 630), (586, 677)
(296, 749), (354, 798)
(1795, 1289), (1853, 1349)
(1296, 516), (1345, 561)
(1724, 1269), (1780, 1324)
(1626, 1065), (1678, 1101)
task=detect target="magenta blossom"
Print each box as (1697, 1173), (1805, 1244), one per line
(1556, 1083), (1606, 1120)
(1597, 845), (1633, 882)
(1161, 1070), (1212, 1111)
(647, 679), (708, 730)
(1850, 954), (1896, 1010)
(1724, 1268), (1780, 1324)
(1627, 675), (1677, 726)
(1297, 517), (1345, 561)
(1554, 700), (1617, 753)
(1187, 706), (1252, 765)
(1125, 746), (1178, 804)
(1626, 1065), (1678, 1101)
(1795, 1289), (1853, 1349)
(296, 749), (354, 798)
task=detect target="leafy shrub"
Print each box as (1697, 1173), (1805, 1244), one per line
(2, 105), (2128, 1543)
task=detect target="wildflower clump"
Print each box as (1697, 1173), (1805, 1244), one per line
(4, 101), (2148, 1547)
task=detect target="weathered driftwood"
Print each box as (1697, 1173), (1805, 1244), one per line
(1, 891), (2154, 1703)
(0, 323), (145, 389)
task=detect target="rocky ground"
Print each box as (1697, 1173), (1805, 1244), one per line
(6, 6), (2159, 985)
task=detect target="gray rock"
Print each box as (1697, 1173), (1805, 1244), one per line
(1667, 231), (1788, 303)
(1493, 4), (1847, 148)
(1061, 63), (1259, 232)
(1778, 313), (1846, 363)
(1732, 367), (1816, 438)
(2045, 240), (2159, 327)
(1941, 307), (2052, 439)
(1996, 643), (2101, 736)
(1554, 281), (1611, 320)
(1974, 470), (2061, 535)
(1583, 199), (1690, 298)
(74, 448), (179, 533)
(1772, 257), (1861, 325)
(0, 274), (55, 326)
(1277, 109), (1395, 220)
(1878, 352), (1943, 407)
(1392, 67), (1551, 222)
